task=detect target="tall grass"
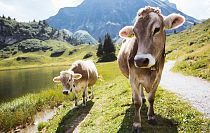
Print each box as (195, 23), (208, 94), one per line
(0, 86), (73, 132)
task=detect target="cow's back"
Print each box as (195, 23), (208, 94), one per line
(71, 60), (98, 86)
(118, 38), (137, 78)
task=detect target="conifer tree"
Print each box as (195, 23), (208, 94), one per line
(96, 38), (103, 57)
(103, 33), (115, 55)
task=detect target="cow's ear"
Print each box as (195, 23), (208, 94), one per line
(73, 73), (82, 80)
(119, 26), (135, 39)
(164, 13), (185, 29)
(53, 76), (61, 83)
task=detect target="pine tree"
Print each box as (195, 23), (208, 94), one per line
(2, 15), (5, 19)
(103, 33), (115, 55)
(8, 16), (11, 20)
(96, 38), (103, 57)
(33, 19), (36, 22)
(38, 20), (42, 25)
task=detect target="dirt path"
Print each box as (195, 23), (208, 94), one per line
(160, 60), (210, 118)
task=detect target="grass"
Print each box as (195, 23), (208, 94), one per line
(166, 19), (210, 80)
(40, 62), (210, 133)
(0, 86), (74, 132)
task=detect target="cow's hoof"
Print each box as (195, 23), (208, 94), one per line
(132, 126), (141, 133)
(142, 98), (146, 103)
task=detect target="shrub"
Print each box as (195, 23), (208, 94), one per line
(83, 52), (93, 59)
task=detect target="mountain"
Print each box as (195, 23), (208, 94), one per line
(160, 0), (177, 9)
(0, 17), (97, 48)
(0, 17), (71, 46)
(72, 30), (98, 45)
(46, 0), (199, 38)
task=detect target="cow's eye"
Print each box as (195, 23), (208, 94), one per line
(73, 84), (75, 87)
(153, 27), (160, 35)
(68, 79), (71, 82)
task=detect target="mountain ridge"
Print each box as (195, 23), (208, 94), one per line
(47, 0), (199, 38)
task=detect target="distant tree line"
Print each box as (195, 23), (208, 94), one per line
(1, 14), (48, 26)
(96, 33), (117, 62)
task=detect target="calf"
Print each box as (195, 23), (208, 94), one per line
(118, 6), (185, 132)
(53, 60), (98, 106)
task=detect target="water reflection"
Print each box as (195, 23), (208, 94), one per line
(0, 66), (69, 103)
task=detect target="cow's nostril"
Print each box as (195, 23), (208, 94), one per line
(143, 58), (149, 64)
(63, 91), (69, 95)
(134, 57), (149, 68)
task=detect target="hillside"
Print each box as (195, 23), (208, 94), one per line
(0, 39), (97, 70)
(166, 19), (210, 80)
(0, 17), (97, 48)
(0, 17), (70, 46)
(47, 0), (199, 38)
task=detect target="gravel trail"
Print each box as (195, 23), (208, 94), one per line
(160, 60), (210, 118)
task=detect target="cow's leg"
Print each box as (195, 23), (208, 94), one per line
(91, 86), (94, 99)
(130, 77), (141, 133)
(140, 85), (146, 103)
(82, 85), (88, 106)
(147, 90), (157, 125)
(74, 91), (79, 106)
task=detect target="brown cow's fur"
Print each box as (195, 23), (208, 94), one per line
(54, 60), (98, 106)
(71, 60), (98, 87)
(118, 7), (167, 131)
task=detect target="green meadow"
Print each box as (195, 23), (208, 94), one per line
(0, 18), (210, 133)
(1, 62), (209, 132)
(166, 19), (210, 80)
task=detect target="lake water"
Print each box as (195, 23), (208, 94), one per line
(0, 66), (69, 103)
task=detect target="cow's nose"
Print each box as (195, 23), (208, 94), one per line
(134, 56), (149, 68)
(63, 90), (69, 95)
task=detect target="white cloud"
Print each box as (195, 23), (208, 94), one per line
(169, 0), (210, 20)
(0, 0), (84, 22)
(0, 0), (209, 22)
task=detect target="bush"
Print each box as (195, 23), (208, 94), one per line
(69, 49), (77, 55)
(83, 52), (93, 59)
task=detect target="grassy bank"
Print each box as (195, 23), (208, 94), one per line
(166, 19), (210, 80)
(0, 86), (74, 132)
(41, 62), (210, 133)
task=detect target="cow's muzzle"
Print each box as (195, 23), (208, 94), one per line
(63, 90), (70, 95)
(134, 54), (155, 68)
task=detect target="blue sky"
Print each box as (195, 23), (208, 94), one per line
(0, 0), (209, 22)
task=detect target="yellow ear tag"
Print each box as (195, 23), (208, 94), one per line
(127, 34), (135, 38)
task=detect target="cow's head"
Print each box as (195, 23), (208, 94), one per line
(53, 70), (82, 95)
(119, 6), (185, 68)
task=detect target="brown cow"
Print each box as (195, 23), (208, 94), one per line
(118, 6), (185, 132)
(53, 60), (98, 106)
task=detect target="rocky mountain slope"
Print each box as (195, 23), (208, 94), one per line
(47, 0), (199, 38)
(0, 17), (97, 48)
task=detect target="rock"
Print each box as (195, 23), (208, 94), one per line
(50, 49), (66, 57)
